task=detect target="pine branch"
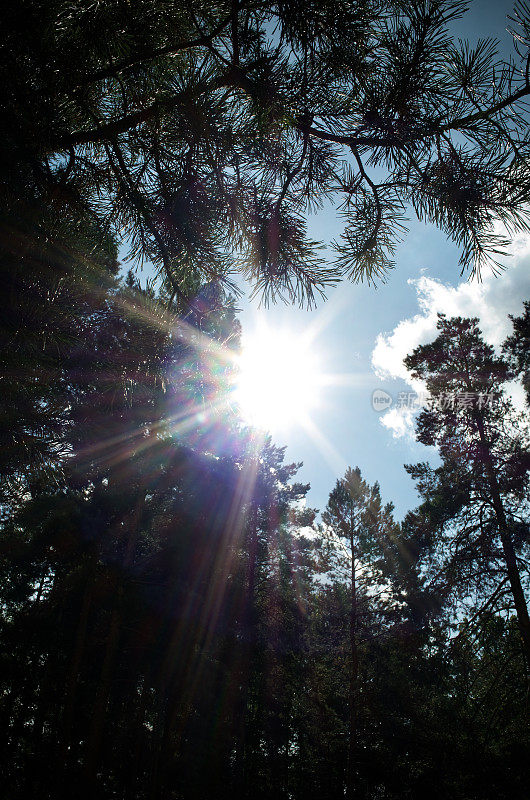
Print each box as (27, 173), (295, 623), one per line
(80, 14), (234, 86)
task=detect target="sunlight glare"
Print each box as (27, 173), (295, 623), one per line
(235, 326), (321, 431)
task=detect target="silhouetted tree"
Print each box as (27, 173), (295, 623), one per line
(322, 468), (402, 799)
(503, 299), (530, 406)
(4, 0), (530, 307)
(404, 314), (530, 669)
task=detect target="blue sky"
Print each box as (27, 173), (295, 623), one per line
(125, 0), (530, 520)
(238, 214), (530, 520)
(236, 0), (530, 519)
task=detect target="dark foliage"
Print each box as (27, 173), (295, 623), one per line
(4, 1), (530, 307)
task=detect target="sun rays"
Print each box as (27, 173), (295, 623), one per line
(234, 323), (323, 432)
(74, 282), (359, 506)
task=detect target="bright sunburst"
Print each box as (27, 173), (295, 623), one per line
(235, 324), (322, 431)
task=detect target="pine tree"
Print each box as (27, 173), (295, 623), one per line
(322, 468), (401, 799)
(404, 314), (530, 670)
(322, 469), (368, 799)
(4, 1), (530, 306)
(503, 299), (530, 406)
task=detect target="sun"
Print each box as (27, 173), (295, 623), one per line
(234, 324), (322, 431)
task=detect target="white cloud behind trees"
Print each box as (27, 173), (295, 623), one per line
(371, 236), (530, 438)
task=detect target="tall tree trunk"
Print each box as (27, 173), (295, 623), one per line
(62, 558), (96, 752)
(125, 669), (152, 799)
(474, 412), (530, 670)
(83, 580), (124, 785)
(149, 685), (175, 800)
(348, 519), (359, 800)
(83, 485), (146, 785)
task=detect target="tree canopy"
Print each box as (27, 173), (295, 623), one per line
(404, 314), (530, 667)
(0, 263), (529, 798)
(1, 2), (530, 797)
(4, 0), (530, 306)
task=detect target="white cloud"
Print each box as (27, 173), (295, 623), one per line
(380, 405), (418, 439)
(372, 240), (530, 437)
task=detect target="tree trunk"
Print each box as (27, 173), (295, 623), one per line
(84, 485), (146, 785)
(62, 559), (96, 752)
(474, 412), (530, 670)
(235, 498), (259, 800)
(348, 521), (359, 800)
(123, 668), (152, 798)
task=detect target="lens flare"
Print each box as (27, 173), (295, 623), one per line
(234, 326), (321, 431)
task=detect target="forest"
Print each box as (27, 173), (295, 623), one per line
(1, 1), (529, 799)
